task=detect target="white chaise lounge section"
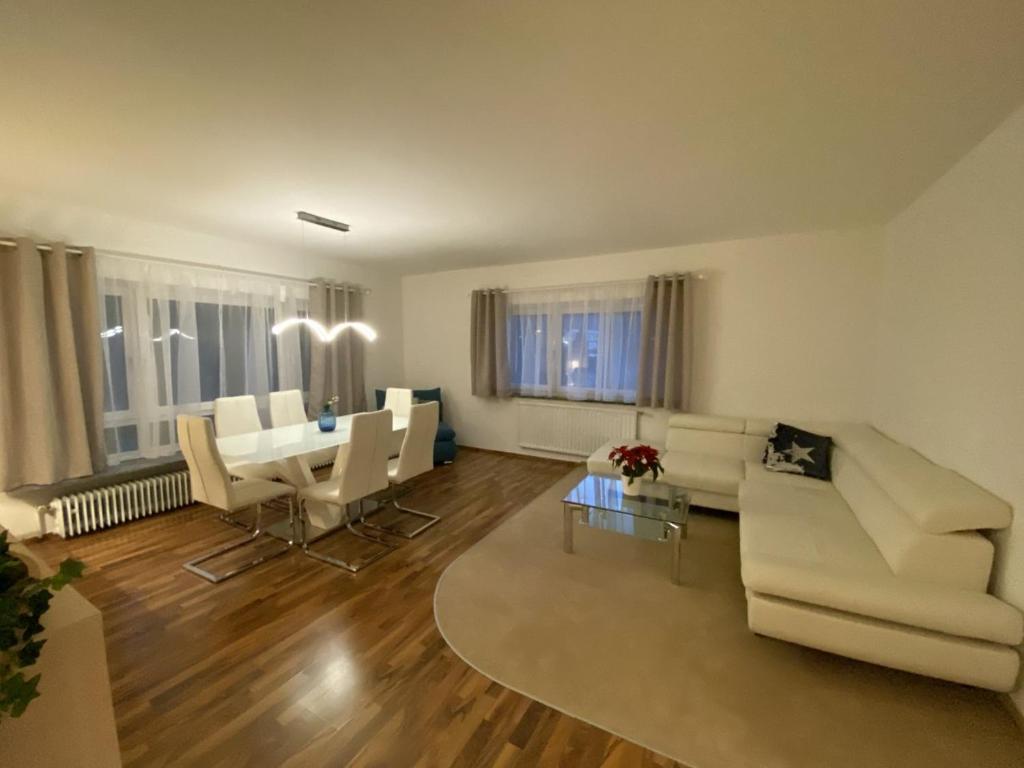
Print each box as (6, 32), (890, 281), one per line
(584, 412), (1022, 691)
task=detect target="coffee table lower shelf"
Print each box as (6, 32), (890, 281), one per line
(561, 474), (690, 585)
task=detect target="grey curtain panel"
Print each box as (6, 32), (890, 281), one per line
(470, 289), (510, 397)
(308, 280), (367, 416)
(637, 274), (693, 410)
(0, 239), (107, 490)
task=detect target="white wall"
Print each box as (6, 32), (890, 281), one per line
(0, 190), (405, 537)
(402, 228), (882, 455)
(872, 104), (1024, 708)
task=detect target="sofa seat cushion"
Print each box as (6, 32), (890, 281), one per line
(739, 479), (892, 577)
(436, 421), (456, 442)
(660, 451), (744, 496)
(744, 461), (829, 491)
(740, 480), (1024, 645)
(743, 559), (1024, 646)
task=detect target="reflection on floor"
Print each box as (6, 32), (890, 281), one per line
(30, 449), (687, 767)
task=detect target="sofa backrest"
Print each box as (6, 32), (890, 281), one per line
(665, 414), (802, 464)
(828, 424), (1010, 592)
(831, 444), (995, 591)
(665, 414), (748, 459)
(834, 424), (1011, 533)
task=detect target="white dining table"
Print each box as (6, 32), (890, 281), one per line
(216, 414), (409, 525)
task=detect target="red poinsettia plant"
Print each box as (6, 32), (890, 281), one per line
(608, 444), (664, 486)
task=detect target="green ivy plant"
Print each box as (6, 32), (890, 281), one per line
(0, 529), (84, 720)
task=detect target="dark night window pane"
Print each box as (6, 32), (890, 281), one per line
(196, 302), (221, 402)
(509, 313), (547, 387)
(102, 295), (129, 412)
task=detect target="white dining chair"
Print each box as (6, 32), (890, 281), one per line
(214, 394), (263, 435)
(364, 401), (440, 539)
(177, 415), (295, 583)
(213, 395), (278, 484)
(383, 387), (413, 419)
(383, 387), (413, 457)
(268, 390), (336, 468)
(268, 389), (308, 427)
(297, 409), (396, 572)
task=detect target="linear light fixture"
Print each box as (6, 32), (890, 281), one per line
(99, 325), (196, 342)
(271, 318), (377, 343)
(296, 210), (350, 233)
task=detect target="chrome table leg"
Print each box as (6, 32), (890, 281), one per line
(563, 503), (578, 554)
(667, 521), (683, 585)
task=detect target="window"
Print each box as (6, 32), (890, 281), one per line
(506, 283), (644, 403)
(509, 313), (548, 388)
(98, 256), (310, 463)
(560, 311), (641, 393)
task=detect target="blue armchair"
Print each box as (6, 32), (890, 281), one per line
(375, 387), (457, 464)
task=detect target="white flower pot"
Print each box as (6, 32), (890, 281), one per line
(620, 476), (642, 495)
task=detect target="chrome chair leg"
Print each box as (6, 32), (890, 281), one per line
(299, 498), (397, 573)
(218, 510), (253, 532)
(219, 495), (292, 532)
(361, 484), (440, 539)
(184, 500), (292, 584)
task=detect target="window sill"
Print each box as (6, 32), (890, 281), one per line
(512, 395), (638, 408)
(11, 455), (186, 498)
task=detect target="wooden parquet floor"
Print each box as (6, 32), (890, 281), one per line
(29, 449), (686, 768)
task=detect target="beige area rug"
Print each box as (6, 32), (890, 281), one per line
(434, 468), (1024, 768)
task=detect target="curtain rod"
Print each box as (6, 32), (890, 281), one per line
(0, 239), (87, 255)
(482, 277), (645, 296)
(0, 238), (370, 294)
(471, 272), (705, 297)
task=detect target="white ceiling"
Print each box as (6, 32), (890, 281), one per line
(2, 1), (1023, 273)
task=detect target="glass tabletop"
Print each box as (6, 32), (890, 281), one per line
(563, 474), (689, 525)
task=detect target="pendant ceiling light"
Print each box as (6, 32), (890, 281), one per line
(269, 212), (377, 343)
(271, 318), (377, 342)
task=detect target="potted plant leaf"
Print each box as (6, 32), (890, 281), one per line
(608, 444), (664, 496)
(0, 529), (84, 720)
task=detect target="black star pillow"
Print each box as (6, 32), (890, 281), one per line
(763, 423), (833, 480)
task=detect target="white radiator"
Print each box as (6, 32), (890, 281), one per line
(49, 471), (193, 538)
(517, 400), (637, 456)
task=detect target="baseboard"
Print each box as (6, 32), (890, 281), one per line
(457, 444), (580, 466)
(1001, 694), (1024, 735)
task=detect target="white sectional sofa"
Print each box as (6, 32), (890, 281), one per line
(586, 414), (1022, 691)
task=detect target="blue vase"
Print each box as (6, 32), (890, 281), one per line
(318, 407), (336, 432)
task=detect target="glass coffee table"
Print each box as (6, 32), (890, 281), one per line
(562, 474), (690, 585)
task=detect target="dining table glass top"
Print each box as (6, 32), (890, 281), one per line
(215, 414), (409, 468)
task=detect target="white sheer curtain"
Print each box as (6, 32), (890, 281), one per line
(96, 255), (309, 462)
(506, 281), (645, 403)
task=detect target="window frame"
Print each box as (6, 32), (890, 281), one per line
(507, 296), (642, 404)
(99, 284), (311, 464)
